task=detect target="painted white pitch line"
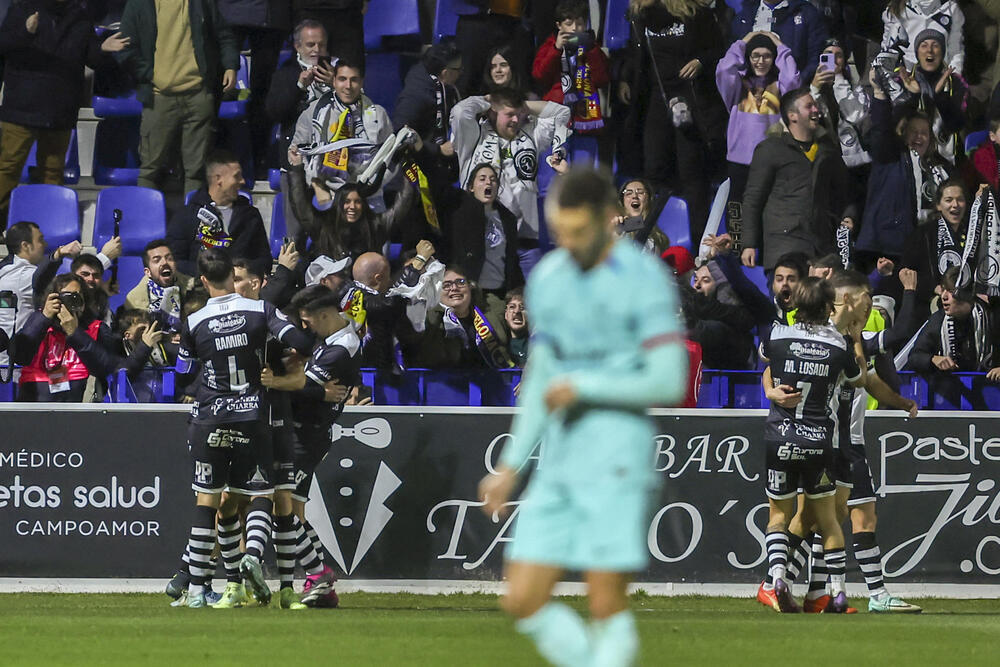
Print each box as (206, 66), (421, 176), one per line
(0, 579), (997, 599)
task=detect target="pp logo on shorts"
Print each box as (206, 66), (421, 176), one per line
(768, 469), (786, 490)
(195, 462), (213, 485)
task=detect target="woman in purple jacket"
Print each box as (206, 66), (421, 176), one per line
(716, 31), (800, 251)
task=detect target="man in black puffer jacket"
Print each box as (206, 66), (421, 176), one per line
(166, 150), (272, 278)
(0, 0), (128, 230)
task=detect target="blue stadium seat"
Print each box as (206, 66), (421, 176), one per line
(0, 381), (16, 401)
(363, 52), (407, 116)
(109, 367), (176, 403)
(8, 185), (79, 247)
(432, 0), (482, 42)
(269, 192), (287, 258)
(478, 369), (522, 406)
(364, 0), (420, 49)
(269, 168), (281, 191)
(604, 0), (631, 50)
(93, 117), (141, 186)
(366, 368), (422, 405)
(218, 55), (251, 120)
(742, 265), (770, 295)
(94, 187), (166, 255)
(965, 129), (989, 155)
(568, 135), (599, 167)
(656, 196), (692, 251)
(20, 130), (80, 185)
(107, 255), (148, 314)
(92, 92), (143, 118)
(433, 0), (459, 42)
(424, 371), (475, 405)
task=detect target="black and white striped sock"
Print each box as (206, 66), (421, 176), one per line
(765, 531), (789, 585)
(186, 506), (217, 592)
(303, 519), (327, 564)
(853, 531), (888, 598)
(785, 532), (813, 583)
(293, 516), (325, 575)
(217, 514), (243, 583)
(825, 547), (847, 595)
(273, 514), (297, 590)
(807, 534), (828, 599)
(244, 498), (273, 561)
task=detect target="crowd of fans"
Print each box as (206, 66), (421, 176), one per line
(1, 0), (1000, 406)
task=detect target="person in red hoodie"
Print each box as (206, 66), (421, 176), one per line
(971, 118), (1000, 190)
(531, 0), (609, 134)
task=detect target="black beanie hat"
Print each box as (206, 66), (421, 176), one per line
(745, 34), (778, 68)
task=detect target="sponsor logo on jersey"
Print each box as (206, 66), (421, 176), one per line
(789, 341), (831, 361)
(209, 395), (259, 416)
(208, 313), (247, 335)
(777, 418), (828, 442)
(206, 429), (251, 448)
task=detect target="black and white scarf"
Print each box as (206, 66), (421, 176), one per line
(836, 223), (852, 269)
(429, 74), (450, 145)
(466, 120), (538, 187)
(976, 190), (1000, 296)
(937, 202), (982, 289)
(941, 300), (991, 369)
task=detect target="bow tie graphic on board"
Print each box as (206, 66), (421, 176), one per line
(309, 417), (400, 574)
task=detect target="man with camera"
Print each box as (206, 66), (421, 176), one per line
(0, 222), (99, 373)
(10, 273), (128, 402)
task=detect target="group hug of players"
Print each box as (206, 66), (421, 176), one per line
(165, 247), (361, 609)
(161, 244), (923, 614)
(756, 269), (922, 614)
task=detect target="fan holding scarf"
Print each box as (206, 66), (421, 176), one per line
(532, 0), (610, 134)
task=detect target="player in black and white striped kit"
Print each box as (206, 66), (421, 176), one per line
(782, 270), (922, 613)
(175, 249), (314, 608)
(756, 277), (867, 614)
(261, 284), (363, 607)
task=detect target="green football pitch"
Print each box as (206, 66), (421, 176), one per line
(1, 592), (997, 665)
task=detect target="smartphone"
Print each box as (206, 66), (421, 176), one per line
(317, 55), (332, 70)
(819, 52), (835, 71)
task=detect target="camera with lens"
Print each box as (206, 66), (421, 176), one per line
(58, 291), (84, 312)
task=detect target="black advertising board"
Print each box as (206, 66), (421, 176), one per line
(1, 406), (998, 585)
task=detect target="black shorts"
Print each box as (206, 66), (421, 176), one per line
(833, 444), (853, 490)
(189, 421), (273, 496)
(269, 397), (296, 491)
(845, 442), (876, 506)
(292, 424), (333, 503)
(765, 439), (836, 500)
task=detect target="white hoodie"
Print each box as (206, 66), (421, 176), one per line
(881, 0), (965, 74)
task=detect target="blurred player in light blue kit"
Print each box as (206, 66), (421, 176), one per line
(478, 167), (688, 667)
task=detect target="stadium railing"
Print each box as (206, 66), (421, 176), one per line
(1, 368), (994, 409)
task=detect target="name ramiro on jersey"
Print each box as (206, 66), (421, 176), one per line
(215, 333), (249, 351)
(783, 359), (830, 376)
